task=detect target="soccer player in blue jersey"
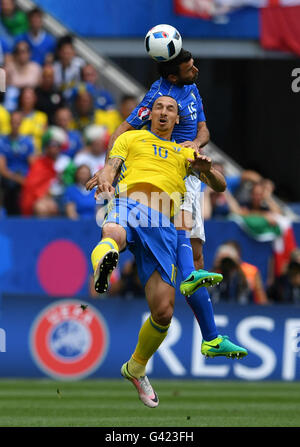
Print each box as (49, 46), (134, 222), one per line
(88, 49), (245, 359)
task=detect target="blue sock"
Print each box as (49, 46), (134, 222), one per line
(186, 289), (218, 341)
(177, 230), (218, 342)
(176, 230), (195, 279)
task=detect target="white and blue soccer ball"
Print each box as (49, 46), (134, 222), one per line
(145, 24), (182, 62)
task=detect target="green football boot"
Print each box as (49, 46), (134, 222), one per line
(201, 335), (248, 359)
(180, 269), (223, 296)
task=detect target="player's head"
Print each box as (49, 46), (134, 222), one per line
(157, 49), (198, 86)
(150, 95), (179, 137)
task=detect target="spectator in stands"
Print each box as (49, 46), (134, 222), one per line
(0, 110), (35, 214)
(1, 0), (28, 36)
(64, 164), (96, 219)
(239, 180), (283, 218)
(267, 248), (300, 304)
(203, 180), (243, 220)
(0, 102), (11, 134)
(21, 126), (67, 217)
(71, 89), (96, 132)
(0, 34), (12, 66)
(203, 185), (232, 219)
(5, 40), (42, 89)
(72, 89), (121, 135)
(54, 107), (82, 158)
(211, 242), (251, 304)
(118, 94), (139, 121)
(71, 64), (116, 110)
(15, 7), (56, 66)
(35, 65), (65, 124)
(73, 124), (108, 175)
(53, 35), (85, 96)
(18, 86), (48, 153)
(220, 240), (269, 305)
(203, 163), (264, 220)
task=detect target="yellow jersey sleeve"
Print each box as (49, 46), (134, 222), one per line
(109, 132), (131, 161)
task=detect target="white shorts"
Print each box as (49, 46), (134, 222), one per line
(180, 175), (205, 242)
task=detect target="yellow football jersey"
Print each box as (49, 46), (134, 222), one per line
(19, 111), (48, 154)
(109, 130), (194, 212)
(0, 105), (11, 135)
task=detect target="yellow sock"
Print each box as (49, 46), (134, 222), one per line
(128, 315), (170, 378)
(91, 237), (119, 272)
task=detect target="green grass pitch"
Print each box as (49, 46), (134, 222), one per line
(0, 379), (299, 427)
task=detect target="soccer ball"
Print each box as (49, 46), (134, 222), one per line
(145, 24), (182, 62)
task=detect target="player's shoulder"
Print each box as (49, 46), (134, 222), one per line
(115, 129), (145, 144)
(148, 77), (173, 97)
(182, 82), (200, 95)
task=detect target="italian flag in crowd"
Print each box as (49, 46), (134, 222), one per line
(231, 213), (297, 277)
(174, 0), (300, 56)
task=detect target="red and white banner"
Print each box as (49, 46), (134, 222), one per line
(261, 0), (300, 56)
(174, 0), (300, 55)
(174, 0), (266, 20)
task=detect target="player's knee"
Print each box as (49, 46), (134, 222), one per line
(152, 301), (174, 327)
(102, 223), (126, 250)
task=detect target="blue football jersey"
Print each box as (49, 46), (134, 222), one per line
(126, 77), (206, 143)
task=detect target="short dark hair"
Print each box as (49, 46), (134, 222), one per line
(28, 7), (43, 18)
(56, 34), (74, 52)
(157, 49), (193, 79)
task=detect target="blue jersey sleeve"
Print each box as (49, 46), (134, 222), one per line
(126, 79), (163, 129)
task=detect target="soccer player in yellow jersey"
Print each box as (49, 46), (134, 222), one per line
(87, 96), (247, 407)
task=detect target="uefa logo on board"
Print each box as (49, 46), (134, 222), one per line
(30, 300), (109, 379)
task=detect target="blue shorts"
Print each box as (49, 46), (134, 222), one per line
(103, 197), (177, 287)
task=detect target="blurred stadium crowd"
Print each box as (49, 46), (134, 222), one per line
(0, 2), (299, 304)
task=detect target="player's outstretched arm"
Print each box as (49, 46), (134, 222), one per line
(86, 157), (123, 195)
(188, 153), (226, 192)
